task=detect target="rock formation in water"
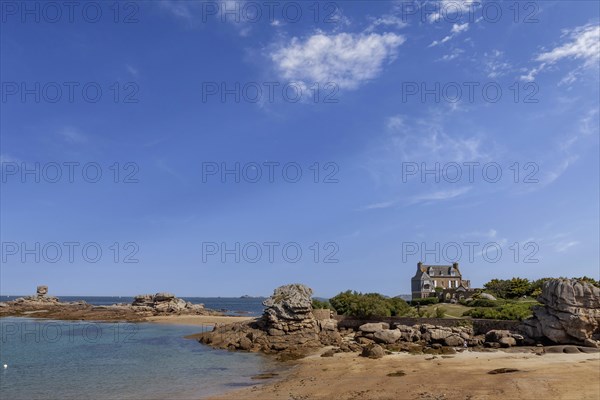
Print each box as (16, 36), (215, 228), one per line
(197, 283), (325, 359)
(520, 279), (600, 347)
(6, 285), (62, 305)
(0, 286), (220, 321)
(130, 292), (207, 315)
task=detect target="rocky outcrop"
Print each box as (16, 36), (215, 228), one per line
(8, 285), (62, 305)
(520, 279), (600, 347)
(357, 323), (474, 348)
(131, 293), (206, 315)
(0, 286), (221, 321)
(262, 284), (319, 337)
(197, 284), (322, 359)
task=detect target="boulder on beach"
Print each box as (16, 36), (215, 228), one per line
(520, 279), (600, 347)
(197, 283), (322, 357)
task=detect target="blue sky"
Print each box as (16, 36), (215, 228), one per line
(1, 0), (599, 297)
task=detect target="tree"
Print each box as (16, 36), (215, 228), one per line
(484, 279), (511, 298)
(507, 277), (531, 298)
(329, 290), (360, 315)
(347, 293), (392, 318)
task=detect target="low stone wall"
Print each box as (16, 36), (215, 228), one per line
(335, 315), (521, 334)
(313, 309), (334, 320)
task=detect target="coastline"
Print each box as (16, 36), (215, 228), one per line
(0, 313), (256, 327)
(205, 349), (600, 400)
(146, 315), (256, 326)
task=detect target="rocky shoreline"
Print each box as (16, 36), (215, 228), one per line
(196, 279), (600, 361)
(0, 285), (223, 322)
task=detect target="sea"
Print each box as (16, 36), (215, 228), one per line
(0, 297), (281, 400)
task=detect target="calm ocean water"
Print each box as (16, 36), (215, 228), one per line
(0, 317), (281, 400)
(0, 296), (267, 317)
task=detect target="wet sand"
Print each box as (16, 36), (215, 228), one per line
(205, 349), (600, 400)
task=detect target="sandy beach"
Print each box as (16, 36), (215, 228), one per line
(205, 349), (600, 400)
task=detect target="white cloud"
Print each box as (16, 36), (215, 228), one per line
(451, 23), (469, 34)
(521, 24), (600, 81)
(362, 200), (397, 210)
(384, 114), (492, 163)
(362, 187), (471, 210)
(160, 0), (253, 35)
(126, 65), (139, 77)
(555, 241), (579, 253)
(411, 187), (471, 203)
(270, 32), (405, 89)
(440, 48), (465, 61)
(427, 0), (481, 23)
(429, 23), (469, 47)
(483, 50), (512, 78)
(0, 154), (20, 163)
(365, 14), (407, 32)
(59, 127), (87, 144)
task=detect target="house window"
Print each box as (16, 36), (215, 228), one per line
(433, 280), (437, 287)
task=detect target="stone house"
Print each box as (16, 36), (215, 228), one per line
(411, 262), (471, 300)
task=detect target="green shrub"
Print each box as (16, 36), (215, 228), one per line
(410, 297), (439, 306)
(388, 297), (412, 316)
(466, 299), (500, 308)
(347, 293), (392, 318)
(312, 299), (332, 310)
(328, 291), (411, 318)
(329, 290), (360, 315)
(434, 307), (446, 318)
(462, 302), (536, 321)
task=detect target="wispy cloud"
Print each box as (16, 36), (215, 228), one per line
(538, 107), (598, 186)
(126, 64), (139, 77)
(361, 186), (471, 210)
(410, 187), (471, 204)
(521, 23), (600, 81)
(429, 23), (469, 47)
(160, 0), (253, 35)
(365, 14), (407, 32)
(156, 159), (188, 185)
(555, 240), (579, 253)
(361, 200), (398, 210)
(59, 127), (88, 144)
(0, 154), (20, 163)
(483, 50), (512, 78)
(270, 31), (405, 90)
(383, 114), (493, 163)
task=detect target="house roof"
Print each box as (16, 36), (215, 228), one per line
(418, 264), (460, 277)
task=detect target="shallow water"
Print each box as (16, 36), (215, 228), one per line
(0, 318), (280, 399)
(0, 296), (267, 317)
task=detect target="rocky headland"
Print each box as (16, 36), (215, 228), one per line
(0, 286), (222, 322)
(196, 279), (600, 361)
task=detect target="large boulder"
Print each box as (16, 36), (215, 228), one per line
(263, 284), (314, 322)
(359, 322), (390, 333)
(37, 285), (48, 296)
(374, 329), (402, 344)
(361, 343), (385, 359)
(197, 284), (322, 357)
(520, 279), (600, 347)
(479, 293), (497, 301)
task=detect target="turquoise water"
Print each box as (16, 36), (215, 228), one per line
(0, 318), (280, 399)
